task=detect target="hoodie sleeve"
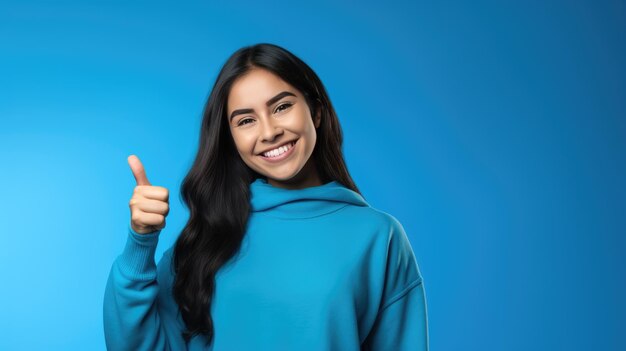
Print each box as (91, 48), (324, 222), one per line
(103, 224), (188, 351)
(363, 216), (429, 351)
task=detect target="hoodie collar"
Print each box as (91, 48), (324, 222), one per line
(249, 178), (369, 219)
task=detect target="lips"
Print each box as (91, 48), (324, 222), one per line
(258, 139), (298, 163)
(257, 139), (297, 156)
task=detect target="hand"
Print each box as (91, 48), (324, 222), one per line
(127, 155), (170, 234)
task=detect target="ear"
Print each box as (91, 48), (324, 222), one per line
(314, 104), (322, 129)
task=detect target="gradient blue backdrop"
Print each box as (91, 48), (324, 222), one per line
(1, 0), (624, 350)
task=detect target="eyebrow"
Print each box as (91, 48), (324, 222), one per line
(229, 91), (296, 121)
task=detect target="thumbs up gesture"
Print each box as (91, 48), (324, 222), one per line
(127, 155), (170, 234)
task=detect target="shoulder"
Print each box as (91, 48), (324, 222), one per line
(343, 204), (408, 239)
(359, 206), (423, 282)
(364, 208), (416, 264)
(342, 205), (418, 269)
(350, 207), (424, 310)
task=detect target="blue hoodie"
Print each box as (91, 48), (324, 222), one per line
(103, 178), (428, 350)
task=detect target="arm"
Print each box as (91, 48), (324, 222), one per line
(363, 216), (429, 350)
(363, 279), (429, 350)
(103, 225), (188, 351)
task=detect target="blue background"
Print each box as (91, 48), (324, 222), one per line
(1, 0), (624, 350)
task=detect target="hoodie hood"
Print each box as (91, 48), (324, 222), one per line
(249, 178), (369, 219)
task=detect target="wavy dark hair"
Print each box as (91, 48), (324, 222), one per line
(172, 43), (361, 345)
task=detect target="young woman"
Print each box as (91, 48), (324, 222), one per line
(104, 43), (428, 350)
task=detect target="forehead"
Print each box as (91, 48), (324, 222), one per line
(227, 68), (299, 111)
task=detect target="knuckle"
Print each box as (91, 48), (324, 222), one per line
(159, 187), (169, 200)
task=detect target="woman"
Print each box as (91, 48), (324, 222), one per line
(103, 43), (428, 350)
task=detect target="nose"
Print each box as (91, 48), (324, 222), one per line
(259, 115), (283, 142)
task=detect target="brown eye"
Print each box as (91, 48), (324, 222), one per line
(238, 118), (254, 126)
(275, 103), (292, 113)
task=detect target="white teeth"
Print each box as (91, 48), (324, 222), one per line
(263, 141), (294, 158)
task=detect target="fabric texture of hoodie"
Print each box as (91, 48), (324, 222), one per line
(103, 178), (428, 350)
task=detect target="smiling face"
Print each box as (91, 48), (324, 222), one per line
(227, 68), (322, 190)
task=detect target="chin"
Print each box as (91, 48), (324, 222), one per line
(263, 170), (299, 182)
(261, 162), (308, 181)
(255, 161), (303, 181)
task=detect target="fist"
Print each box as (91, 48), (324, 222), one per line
(127, 155), (170, 234)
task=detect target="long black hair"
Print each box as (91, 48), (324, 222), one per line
(173, 43), (361, 345)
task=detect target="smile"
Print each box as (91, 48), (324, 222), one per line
(258, 140), (297, 163)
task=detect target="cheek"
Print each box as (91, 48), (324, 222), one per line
(302, 116), (317, 140)
(291, 107), (315, 133)
(231, 132), (255, 154)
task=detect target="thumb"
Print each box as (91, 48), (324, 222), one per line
(127, 155), (151, 186)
